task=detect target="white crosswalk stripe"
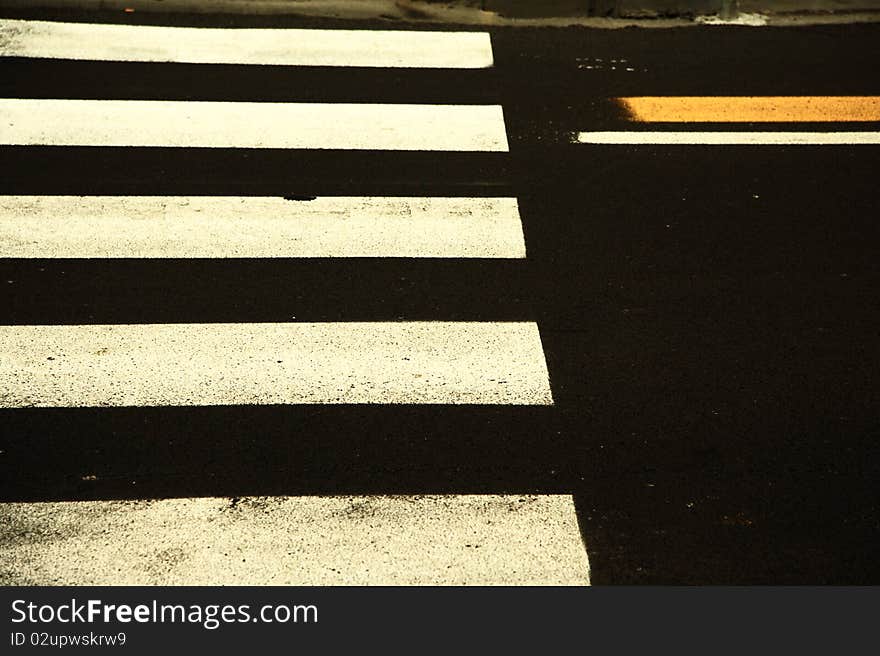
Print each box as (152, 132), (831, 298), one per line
(0, 322), (554, 407)
(0, 196), (526, 258)
(0, 19), (589, 586)
(0, 19), (495, 68)
(0, 99), (510, 151)
(0, 495), (588, 586)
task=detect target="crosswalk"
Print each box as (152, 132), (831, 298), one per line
(0, 18), (589, 585)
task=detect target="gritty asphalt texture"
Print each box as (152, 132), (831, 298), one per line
(0, 7), (878, 584)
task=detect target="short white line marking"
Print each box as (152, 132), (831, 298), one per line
(0, 100), (510, 151)
(0, 19), (494, 68)
(0, 196), (526, 259)
(576, 131), (880, 145)
(0, 322), (554, 407)
(0, 495), (589, 585)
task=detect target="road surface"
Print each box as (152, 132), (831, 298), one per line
(0, 8), (877, 584)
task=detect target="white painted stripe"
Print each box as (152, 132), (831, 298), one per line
(0, 323), (553, 407)
(0, 100), (510, 151)
(576, 131), (880, 145)
(0, 19), (494, 68)
(0, 495), (589, 585)
(0, 196), (526, 259)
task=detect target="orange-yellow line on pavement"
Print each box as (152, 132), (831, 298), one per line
(618, 96), (880, 122)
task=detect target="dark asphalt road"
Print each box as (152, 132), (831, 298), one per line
(1, 8), (878, 583)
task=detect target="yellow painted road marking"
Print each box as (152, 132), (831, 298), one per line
(618, 96), (880, 122)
